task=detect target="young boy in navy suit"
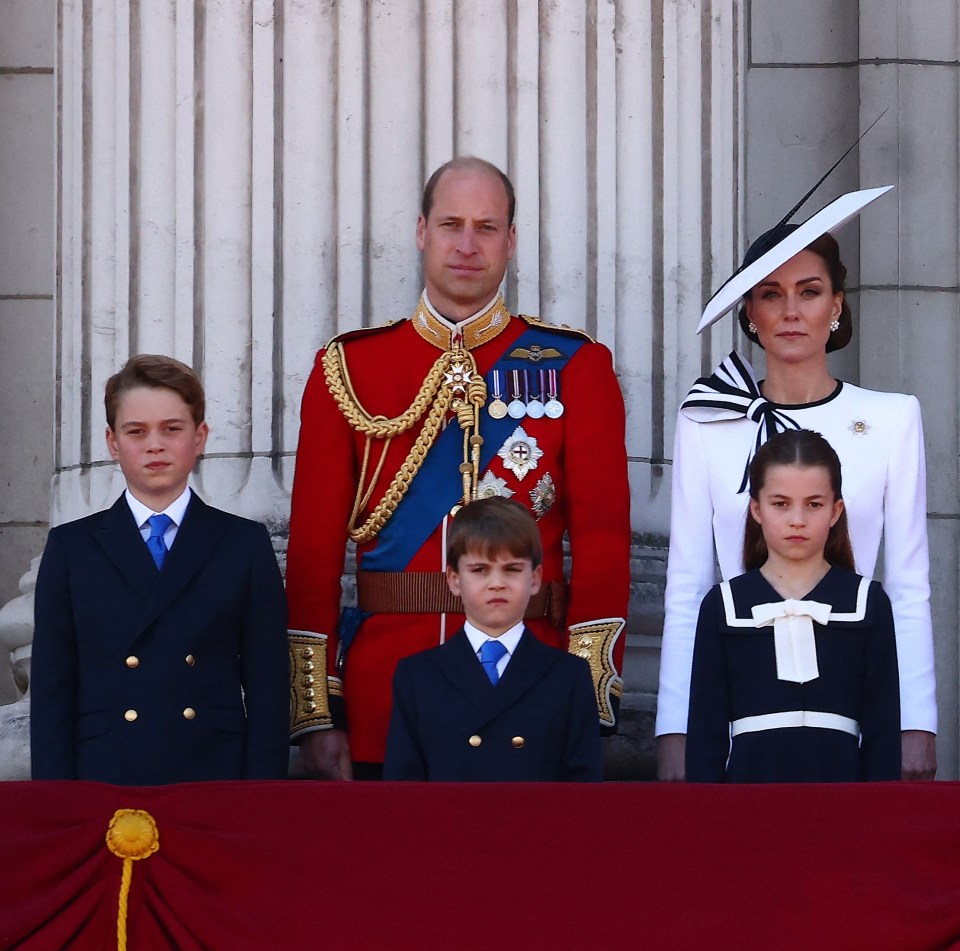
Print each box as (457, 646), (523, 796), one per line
(30, 355), (289, 784)
(384, 497), (601, 781)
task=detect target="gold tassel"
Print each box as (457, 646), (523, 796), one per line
(105, 809), (160, 950)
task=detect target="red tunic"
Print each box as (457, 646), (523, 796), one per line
(286, 301), (630, 763)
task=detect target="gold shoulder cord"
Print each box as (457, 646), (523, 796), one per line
(323, 341), (487, 543)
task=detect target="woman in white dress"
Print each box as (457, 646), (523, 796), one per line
(657, 188), (937, 781)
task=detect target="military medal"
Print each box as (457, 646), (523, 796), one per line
(530, 472), (556, 517)
(544, 368), (564, 418)
(477, 471), (515, 499)
(487, 369), (508, 419)
(507, 369), (527, 419)
(526, 369), (545, 419)
(497, 426), (543, 481)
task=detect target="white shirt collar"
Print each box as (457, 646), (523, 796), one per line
(125, 486), (192, 529)
(463, 619), (525, 658)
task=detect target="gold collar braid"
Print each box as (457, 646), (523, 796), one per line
(322, 342), (487, 543)
(412, 295), (511, 351)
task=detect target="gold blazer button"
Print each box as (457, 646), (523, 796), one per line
(125, 656), (139, 669)
(468, 734), (482, 747)
(124, 709), (138, 722)
(511, 736), (525, 749)
(185, 654), (196, 666)
(182, 707), (196, 720)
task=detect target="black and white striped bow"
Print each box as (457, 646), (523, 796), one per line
(680, 351), (802, 493)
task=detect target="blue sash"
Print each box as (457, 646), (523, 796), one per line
(362, 325), (586, 571)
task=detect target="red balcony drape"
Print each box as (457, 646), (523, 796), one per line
(1, 780), (959, 950)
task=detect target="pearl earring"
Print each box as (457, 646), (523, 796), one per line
(748, 322), (757, 334)
(829, 318), (840, 332)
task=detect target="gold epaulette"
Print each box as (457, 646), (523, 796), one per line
(289, 631), (339, 738)
(519, 313), (596, 344)
(567, 618), (625, 727)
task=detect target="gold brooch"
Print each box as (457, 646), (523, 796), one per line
(849, 419), (871, 436)
(529, 472), (556, 518)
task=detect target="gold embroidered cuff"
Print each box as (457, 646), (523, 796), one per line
(568, 618), (625, 728)
(289, 631), (339, 738)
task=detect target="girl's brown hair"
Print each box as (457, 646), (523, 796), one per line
(743, 429), (855, 571)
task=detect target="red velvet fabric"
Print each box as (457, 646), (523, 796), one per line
(1, 781), (959, 950)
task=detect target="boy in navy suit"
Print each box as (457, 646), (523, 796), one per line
(384, 497), (601, 781)
(30, 355), (289, 784)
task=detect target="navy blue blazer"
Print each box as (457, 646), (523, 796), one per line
(384, 629), (602, 781)
(30, 493), (289, 784)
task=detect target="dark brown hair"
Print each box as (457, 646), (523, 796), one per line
(743, 429), (855, 571)
(737, 229), (852, 353)
(422, 157), (516, 225)
(447, 497), (542, 570)
(104, 354), (206, 429)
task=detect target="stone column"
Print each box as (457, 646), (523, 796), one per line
(54, 0), (288, 530)
(857, 2), (960, 778)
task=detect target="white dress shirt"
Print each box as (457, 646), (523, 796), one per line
(125, 486), (192, 551)
(463, 620), (525, 679)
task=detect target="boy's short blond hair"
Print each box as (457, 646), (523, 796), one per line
(105, 354), (205, 429)
(446, 497), (543, 569)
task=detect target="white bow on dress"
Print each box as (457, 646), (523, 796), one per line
(751, 598), (832, 683)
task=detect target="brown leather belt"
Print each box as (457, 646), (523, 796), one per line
(356, 570), (568, 629)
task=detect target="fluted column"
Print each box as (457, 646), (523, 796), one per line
(55, 0), (289, 528)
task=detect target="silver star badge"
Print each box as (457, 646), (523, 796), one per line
(497, 426), (543, 482)
(476, 472), (515, 499)
(849, 419), (871, 437)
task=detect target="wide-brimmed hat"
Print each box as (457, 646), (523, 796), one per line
(697, 184), (893, 333)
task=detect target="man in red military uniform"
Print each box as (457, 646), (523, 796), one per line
(286, 157), (630, 778)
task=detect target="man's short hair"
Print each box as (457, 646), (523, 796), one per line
(421, 157), (516, 225)
(105, 354), (206, 429)
(447, 497), (542, 569)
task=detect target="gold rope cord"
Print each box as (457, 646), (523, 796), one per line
(323, 342), (486, 542)
(105, 809), (160, 951)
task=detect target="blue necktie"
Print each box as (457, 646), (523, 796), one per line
(146, 514), (173, 569)
(479, 640), (508, 685)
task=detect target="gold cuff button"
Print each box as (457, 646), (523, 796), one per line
(512, 736), (525, 749)
(182, 707), (196, 720)
(185, 654), (196, 666)
(468, 734), (482, 748)
(124, 709), (138, 722)
(125, 656), (139, 669)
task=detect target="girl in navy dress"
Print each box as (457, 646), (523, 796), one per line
(686, 429), (901, 782)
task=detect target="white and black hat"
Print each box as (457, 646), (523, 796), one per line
(698, 114), (894, 341)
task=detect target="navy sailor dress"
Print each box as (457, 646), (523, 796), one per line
(686, 566), (901, 782)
